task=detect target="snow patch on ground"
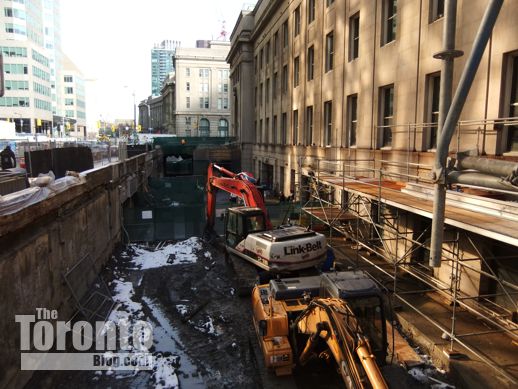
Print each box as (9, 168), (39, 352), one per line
(175, 304), (188, 316)
(109, 280), (144, 321)
(128, 237), (202, 270)
(407, 349), (454, 388)
(193, 315), (218, 336)
(153, 355), (179, 389)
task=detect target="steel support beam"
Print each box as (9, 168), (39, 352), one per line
(429, 0), (504, 267)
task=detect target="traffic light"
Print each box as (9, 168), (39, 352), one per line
(96, 120), (101, 129)
(137, 124), (142, 132)
(36, 118), (42, 126)
(66, 122), (71, 130)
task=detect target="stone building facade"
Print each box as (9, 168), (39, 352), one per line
(173, 41), (232, 137)
(228, 0), (518, 193)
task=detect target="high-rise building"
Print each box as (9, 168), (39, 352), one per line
(151, 40), (179, 96)
(0, 0), (84, 137)
(0, 0), (53, 134)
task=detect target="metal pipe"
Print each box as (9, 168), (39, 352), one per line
(429, 0), (504, 267)
(456, 153), (518, 180)
(448, 171), (518, 192)
(437, 0), (458, 139)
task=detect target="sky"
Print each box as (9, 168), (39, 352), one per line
(60, 0), (255, 127)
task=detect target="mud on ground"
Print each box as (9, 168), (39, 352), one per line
(27, 238), (262, 389)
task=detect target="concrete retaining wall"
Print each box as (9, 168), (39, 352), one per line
(0, 150), (161, 388)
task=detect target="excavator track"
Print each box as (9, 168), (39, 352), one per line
(226, 251), (260, 296)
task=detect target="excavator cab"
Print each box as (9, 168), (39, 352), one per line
(224, 206), (266, 248)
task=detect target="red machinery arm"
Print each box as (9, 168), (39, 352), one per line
(206, 163), (272, 231)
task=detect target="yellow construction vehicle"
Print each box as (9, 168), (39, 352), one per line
(252, 271), (389, 389)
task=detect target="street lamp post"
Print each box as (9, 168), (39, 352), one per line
(132, 92), (136, 131)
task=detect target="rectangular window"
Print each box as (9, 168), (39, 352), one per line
(199, 68), (209, 77)
(186, 67), (190, 76)
(425, 73), (441, 149)
(223, 98), (229, 109)
(307, 46), (314, 81)
(281, 112), (287, 144)
(65, 87), (73, 94)
(199, 97), (209, 108)
(282, 65), (288, 93)
(293, 109), (299, 145)
(273, 31), (279, 57)
(283, 21), (289, 48)
(324, 101), (332, 146)
(379, 84), (394, 147)
(273, 115), (278, 144)
(349, 13), (360, 61)
(502, 52), (518, 152)
(218, 98), (222, 109)
(347, 94), (358, 147)
(308, 0), (315, 23)
(294, 6), (301, 36)
(382, 0), (397, 45)
(5, 80), (28, 90)
(266, 78), (270, 104)
(186, 97), (190, 108)
(294, 57), (300, 87)
(5, 63), (27, 75)
(265, 118), (270, 144)
(260, 48), (263, 69)
(0, 46), (27, 57)
(429, 0), (445, 23)
(273, 72), (278, 99)
(199, 82), (209, 93)
(266, 41), (270, 64)
(0, 96), (29, 108)
(259, 119), (263, 143)
(325, 32), (334, 72)
(186, 82), (190, 91)
(260, 82), (263, 106)
(305, 106), (313, 146)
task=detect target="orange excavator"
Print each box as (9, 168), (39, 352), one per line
(252, 271), (389, 389)
(205, 163), (327, 274)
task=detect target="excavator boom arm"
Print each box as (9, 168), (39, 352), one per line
(295, 299), (388, 389)
(206, 163), (272, 231)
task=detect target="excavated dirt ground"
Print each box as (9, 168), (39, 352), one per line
(26, 238), (438, 389)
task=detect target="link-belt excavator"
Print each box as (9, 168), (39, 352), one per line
(205, 163), (327, 273)
(252, 271), (389, 389)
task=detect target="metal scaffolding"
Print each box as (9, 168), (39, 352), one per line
(296, 132), (518, 384)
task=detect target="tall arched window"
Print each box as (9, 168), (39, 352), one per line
(218, 118), (229, 137)
(199, 118), (210, 136)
